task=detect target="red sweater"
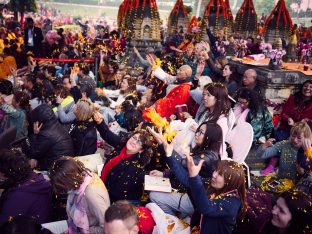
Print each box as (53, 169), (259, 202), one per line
(280, 95), (312, 130)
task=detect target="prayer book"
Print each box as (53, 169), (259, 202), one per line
(144, 175), (172, 193)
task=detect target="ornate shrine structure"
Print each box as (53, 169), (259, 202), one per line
(167, 0), (190, 37)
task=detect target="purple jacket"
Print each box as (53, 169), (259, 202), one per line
(0, 172), (53, 225)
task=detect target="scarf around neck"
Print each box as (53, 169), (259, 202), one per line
(67, 174), (93, 234)
(100, 146), (133, 183)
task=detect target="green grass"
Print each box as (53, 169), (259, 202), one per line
(50, 3), (170, 20)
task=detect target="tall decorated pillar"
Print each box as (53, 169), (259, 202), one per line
(127, 0), (162, 51)
(200, 0), (233, 40)
(264, 0), (292, 44)
(167, 0), (190, 37)
(234, 0), (258, 38)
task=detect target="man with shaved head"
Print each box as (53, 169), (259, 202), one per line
(147, 55), (193, 95)
(243, 69), (263, 99)
(142, 55), (194, 119)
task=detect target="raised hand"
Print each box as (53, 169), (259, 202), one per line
(149, 170), (164, 177)
(95, 88), (105, 96)
(93, 112), (104, 124)
(146, 54), (157, 67)
(186, 152), (204, 177)
(147, 126), (165, 145)
(133, 47), (139, 55)
(302, 138), (312, 151)
(147, 126), (174, 156)
(33, 122), (43, 134)
(287, 117), (295, 126)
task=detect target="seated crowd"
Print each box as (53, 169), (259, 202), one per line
(0, 15), (311, 234)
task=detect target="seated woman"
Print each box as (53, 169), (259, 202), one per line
(70, 99), (97, 156)
(275, 80), (312, 142)
(0, 149), (52, 225)
(188, 49), (211, 81)
(93, 112), (153, 203)
(49, 156), (110, 234)
(148, 122), (222, 217)
(206, 56), (228, 82)
(263, 189), (312, 233)
(234, 88), (273, 145)
(256, 122), (311, 180)
(0, 91), (30, 140)
(219, 64), (242, 97)
(96, 75), (137, 109)
(29, 104), (74, 170)
(187, 158), (247, 234)
(53, 84), (75, 128)
(192, 83), (234, 158)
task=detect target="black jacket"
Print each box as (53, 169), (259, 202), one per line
(70, 120), (97, 156)
(29, 104), (74, 170)
(96, 121), (146, 203)
(24, 27), (44, 56)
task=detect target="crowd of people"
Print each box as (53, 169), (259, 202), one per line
(0, 4), (312, 234)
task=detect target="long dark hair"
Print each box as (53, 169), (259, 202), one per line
(278, 190), (312, 233)
(294, 79), (312, 106)
(49, 156), (91, 194)
(237, 88), (263, 118)
(0, 149), (32, 188)
(13, 91), (30, 109)
(220, 64), (241, 85)
(201, 83), (231, 122)
(192, 122), (223, 155)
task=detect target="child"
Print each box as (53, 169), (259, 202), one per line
(296, 121), (312, 194)
(256, 122), (311, 181)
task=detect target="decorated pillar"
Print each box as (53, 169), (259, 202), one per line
(263, 0), (292, 44)
(127, 0), (162, 51)
(234, 0), (258, 38)
(167, 0), (190, 37)
(200, 0), (234, 40)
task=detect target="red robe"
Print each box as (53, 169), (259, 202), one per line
(143, 83), (191, 121)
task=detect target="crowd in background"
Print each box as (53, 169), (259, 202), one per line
(0, 4), (311, 234)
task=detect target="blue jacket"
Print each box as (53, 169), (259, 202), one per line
(189, 175), (241, 234)
(167, 149), (218, 188)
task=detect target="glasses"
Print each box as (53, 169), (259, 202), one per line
(195, 129), (205, 136)
(238, 99), (249, 105)
(131, 135), (142, 146)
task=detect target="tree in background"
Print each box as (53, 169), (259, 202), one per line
(185, 5), (193, 15)
(9, 0), (37, 29)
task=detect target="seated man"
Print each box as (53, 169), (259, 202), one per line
(143, 55), (193, 119)
(104, 200), (139, 234)
(242, 69), (263, 99)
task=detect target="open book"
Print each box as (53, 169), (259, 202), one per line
(144, 175), (172, 193)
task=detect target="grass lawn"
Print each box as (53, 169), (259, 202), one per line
(50, 3), (170, 20)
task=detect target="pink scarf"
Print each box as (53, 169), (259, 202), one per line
(233, 104), (250, 125)
(67, 174), (93, 234)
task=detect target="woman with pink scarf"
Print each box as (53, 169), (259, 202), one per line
(49, 157), (110, 234)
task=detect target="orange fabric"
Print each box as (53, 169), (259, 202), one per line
(0, 56), (17, 79)
(143, 83), (191, 120)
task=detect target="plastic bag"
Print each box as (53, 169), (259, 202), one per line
(146, 203), (190, 234)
